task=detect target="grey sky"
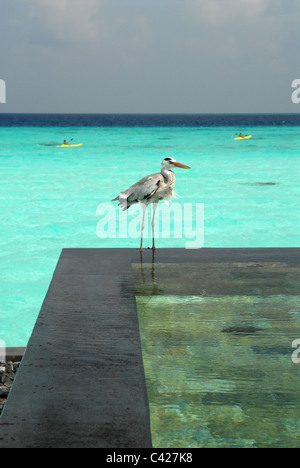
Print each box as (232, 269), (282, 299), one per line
(1, 0), (300, 113)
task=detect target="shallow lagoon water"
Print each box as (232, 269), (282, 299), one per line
(0, 120), (299, 346)
(133, 261), (300, 448)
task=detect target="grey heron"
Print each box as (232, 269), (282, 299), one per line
(112, 157), (191, 251)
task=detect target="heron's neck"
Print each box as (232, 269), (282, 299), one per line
(161, 168), (175, 182)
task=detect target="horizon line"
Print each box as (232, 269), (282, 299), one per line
(1, 111), (300, 116)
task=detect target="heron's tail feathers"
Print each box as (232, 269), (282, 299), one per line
(112, 195), (131, 211)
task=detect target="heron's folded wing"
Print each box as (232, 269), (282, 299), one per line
(126, 173), (162, 202)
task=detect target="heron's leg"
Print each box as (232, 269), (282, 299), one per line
(151, 203), (158, 250)
(140, 203), (147, 252)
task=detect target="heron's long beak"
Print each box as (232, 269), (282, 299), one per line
(173, 161), (191, 169)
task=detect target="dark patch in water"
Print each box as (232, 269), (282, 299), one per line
(221, 326), (263, 335)
(252, 346), (291, 356)
(241, 182), (278, 186)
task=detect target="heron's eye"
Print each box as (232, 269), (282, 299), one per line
(164, 158), (172, 162)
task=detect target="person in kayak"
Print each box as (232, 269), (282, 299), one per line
(238, 133), (245, 138)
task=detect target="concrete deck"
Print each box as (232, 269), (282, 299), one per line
(0, 248), (299, 448)
(0, 249), (153, 448)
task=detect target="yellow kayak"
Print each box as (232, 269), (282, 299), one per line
(235, 135), (252, 140)
(57, 144), (83, 147)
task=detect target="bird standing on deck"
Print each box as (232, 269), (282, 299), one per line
(112, 157), (191, 251)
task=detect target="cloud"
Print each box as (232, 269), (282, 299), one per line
(1, 0), (299, 113)
(183, 0), (271, 25)
(27, 0), (106, 44)
(181, 0), (299, 71)
(22, 0), (155, 56)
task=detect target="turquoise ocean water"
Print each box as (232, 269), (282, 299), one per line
(0, 114), (299, 346)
